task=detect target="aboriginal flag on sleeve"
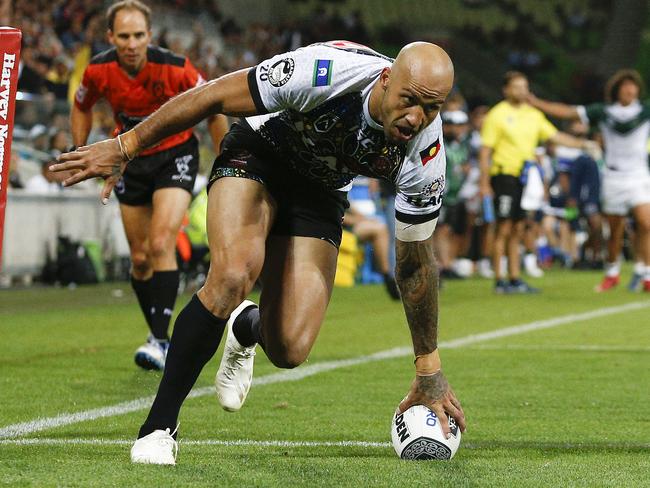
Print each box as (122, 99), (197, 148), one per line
(419, 139), (441, 166)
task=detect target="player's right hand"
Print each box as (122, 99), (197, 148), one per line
(51, 138), (127, 205)
(398, 372), (467, 438)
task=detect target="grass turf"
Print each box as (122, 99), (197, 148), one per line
(1, 267), (649, 486)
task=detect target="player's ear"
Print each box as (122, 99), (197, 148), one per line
(380, 67), (391, 91)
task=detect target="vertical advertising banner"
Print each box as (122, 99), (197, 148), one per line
(0, 27), (21, 271)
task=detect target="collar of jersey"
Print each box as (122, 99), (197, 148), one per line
(362, 84), (383, 131)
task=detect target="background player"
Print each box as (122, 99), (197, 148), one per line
(529, 69), (650, 292)
(71, 0), (228, 370)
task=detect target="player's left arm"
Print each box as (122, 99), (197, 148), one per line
(394, 228), (466, 437)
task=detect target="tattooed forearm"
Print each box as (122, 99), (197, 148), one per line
(395, 234), (439, 355)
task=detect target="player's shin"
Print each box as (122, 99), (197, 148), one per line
(138, 294), (227, 437)
(149, 270), (180, 340)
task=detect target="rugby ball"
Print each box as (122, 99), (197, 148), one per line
(391, 405), (461, 460)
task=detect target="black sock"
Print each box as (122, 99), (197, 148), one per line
(138, 294), (227, 437)
(131, 275), (153, 328)
(232, 305), (262, 348)
(149, 270), (180, 341)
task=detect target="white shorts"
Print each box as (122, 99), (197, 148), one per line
(601, 173), (650, 215)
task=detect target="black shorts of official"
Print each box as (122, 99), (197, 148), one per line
(440, 201), (467, 235)
(491, 174), (525, 221)
(114, 135), (199, 206)
(207, 123), (349, 248)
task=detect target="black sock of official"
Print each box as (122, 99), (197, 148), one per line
(149, 270), (180, 341)
(232, 305), (262, 348)
(131, 275), (153, 328)
(139, 294), (227, 437)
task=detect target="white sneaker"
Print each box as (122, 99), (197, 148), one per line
(216, 300), (257, 412)
(477, 258), (494, 279)
(130, 428), (178, 465)
(134, 335), (169, 371)
(524, 253), (544, 278)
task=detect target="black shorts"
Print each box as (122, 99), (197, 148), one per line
(208, 123), (349, 248)
(114, 136), (199, 206)
(440, 201), (466, 235)
(491, 174), (525, 221)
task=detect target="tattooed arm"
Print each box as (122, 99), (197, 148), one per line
(394, 233), (466, 435)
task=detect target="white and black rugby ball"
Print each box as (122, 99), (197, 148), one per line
(391, 405), (461, 460)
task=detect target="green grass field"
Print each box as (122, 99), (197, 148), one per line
(1, 268), (649, 487)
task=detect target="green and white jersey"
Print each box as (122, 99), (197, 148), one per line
(577, 100), (650, 177)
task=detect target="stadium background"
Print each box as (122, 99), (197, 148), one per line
(4, 0), (650, 284)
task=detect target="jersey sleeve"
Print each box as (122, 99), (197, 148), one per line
(537, 113), (558, 142)
(577, 102), (606, 126)
(247, 44), (386, 114)
(394, 120), (446, 235)
(74, 66), (102, 111)
(181, 58), (206, 90)
(479, 109), (500, 148)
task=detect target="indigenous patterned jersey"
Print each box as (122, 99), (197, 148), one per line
(245, 41), (447, 225)
(578, 101), (650, 177)
(74, 46), (204, 156)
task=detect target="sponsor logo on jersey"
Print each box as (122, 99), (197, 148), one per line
(152, 80), (165, 100)
(421, 175), (445, 197)
(312, 59), (332, 87)
(267, 58), (295, 87)
(420, 138), (441, 166)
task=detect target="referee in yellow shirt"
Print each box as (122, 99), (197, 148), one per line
(479, 71), (595, 293)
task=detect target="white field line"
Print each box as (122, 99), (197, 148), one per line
(2, 438), (650, 451)
(1, 300), (648, 440)
(0, 438), (390, 448)
(467, 344), (650, 352)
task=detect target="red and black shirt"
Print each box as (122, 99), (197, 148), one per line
(74, 45), (204, 156)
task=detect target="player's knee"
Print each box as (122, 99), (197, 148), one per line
(149, 231), (175, 260)
(130, 251), (150, 275)
(203, 268), (255, 314)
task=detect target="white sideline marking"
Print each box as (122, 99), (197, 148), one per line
(0, 438), (390, 448)
(1, 300), (648, 440)
(2, 438), (649, 451)
(468, 344), (650, 352)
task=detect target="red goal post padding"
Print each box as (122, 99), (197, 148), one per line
(0, 27), (21, 272)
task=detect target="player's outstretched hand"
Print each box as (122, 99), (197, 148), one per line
(50, 138), (126, 205)
(398, 371), (466, 438)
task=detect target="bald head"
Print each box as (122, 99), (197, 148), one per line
(370, 42), (454, 144)
(392, 42), (454, 98)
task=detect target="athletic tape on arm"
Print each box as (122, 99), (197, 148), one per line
(395, 217), (438, 242)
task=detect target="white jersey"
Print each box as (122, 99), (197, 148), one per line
(245, 41), (446, 225)
(577, 100), (650, 177)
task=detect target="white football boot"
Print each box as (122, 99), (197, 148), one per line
(215, 300), (257, 412)
(134, 335), (169, 371)
(130, 427), (178, 465)
(524, 253), (544, 278)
